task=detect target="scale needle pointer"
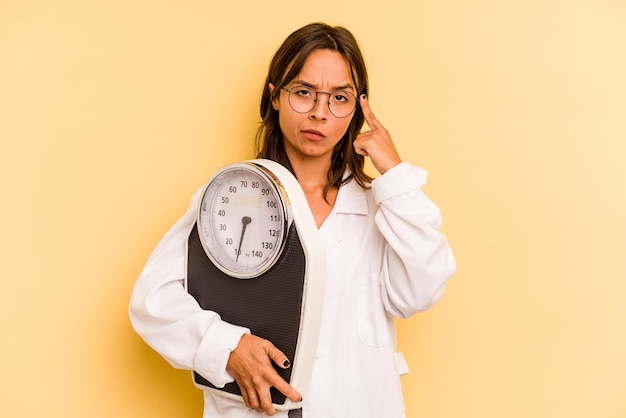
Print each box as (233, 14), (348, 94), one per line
(236, 216), (251, 262)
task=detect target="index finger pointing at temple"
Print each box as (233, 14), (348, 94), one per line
(359, 94), (381, 129)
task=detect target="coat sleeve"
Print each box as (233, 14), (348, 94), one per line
(128, 187), (250, 387)
(372, 162), (456, 318)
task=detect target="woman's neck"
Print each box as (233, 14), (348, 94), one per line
(287, 154), (338, 228)
(287, 152), (331, 189)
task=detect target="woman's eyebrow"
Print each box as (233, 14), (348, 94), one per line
(291, 80), (356, 92)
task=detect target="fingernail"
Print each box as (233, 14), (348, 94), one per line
(283, 359), (291, 367)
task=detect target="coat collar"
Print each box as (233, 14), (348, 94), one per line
(333, 175), (369, 216)
(318, 174), (369, 249)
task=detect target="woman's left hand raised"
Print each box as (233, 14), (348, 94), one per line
(353, 95), (402, 175)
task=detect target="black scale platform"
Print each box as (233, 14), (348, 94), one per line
(186, 222), (306, 405)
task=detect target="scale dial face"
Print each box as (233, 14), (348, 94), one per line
(197, 163), (290, 279)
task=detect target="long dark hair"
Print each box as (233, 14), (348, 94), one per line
(255, 23), (373, 196)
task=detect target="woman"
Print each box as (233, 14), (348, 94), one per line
(130, 22), (456, 418)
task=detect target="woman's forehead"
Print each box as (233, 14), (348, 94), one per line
(290, 49), (356, 90)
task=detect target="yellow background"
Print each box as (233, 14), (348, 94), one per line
(1, 1), (625, 417)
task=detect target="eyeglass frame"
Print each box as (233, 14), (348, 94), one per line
(281, 86), (358, 119)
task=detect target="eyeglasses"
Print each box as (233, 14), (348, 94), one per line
(282, 85), (357, 118)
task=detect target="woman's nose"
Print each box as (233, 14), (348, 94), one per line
(309, 94), (330, 120)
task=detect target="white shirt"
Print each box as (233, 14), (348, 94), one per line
(129, 162), (456, 418)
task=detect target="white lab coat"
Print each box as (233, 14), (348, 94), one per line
(129, 162), (456, 418)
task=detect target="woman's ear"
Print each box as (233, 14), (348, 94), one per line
(269, 83), (279, 110)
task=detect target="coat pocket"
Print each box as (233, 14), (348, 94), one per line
(356, 274), (391, 347)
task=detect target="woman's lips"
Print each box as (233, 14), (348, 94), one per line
(302, 129), (326, 141)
